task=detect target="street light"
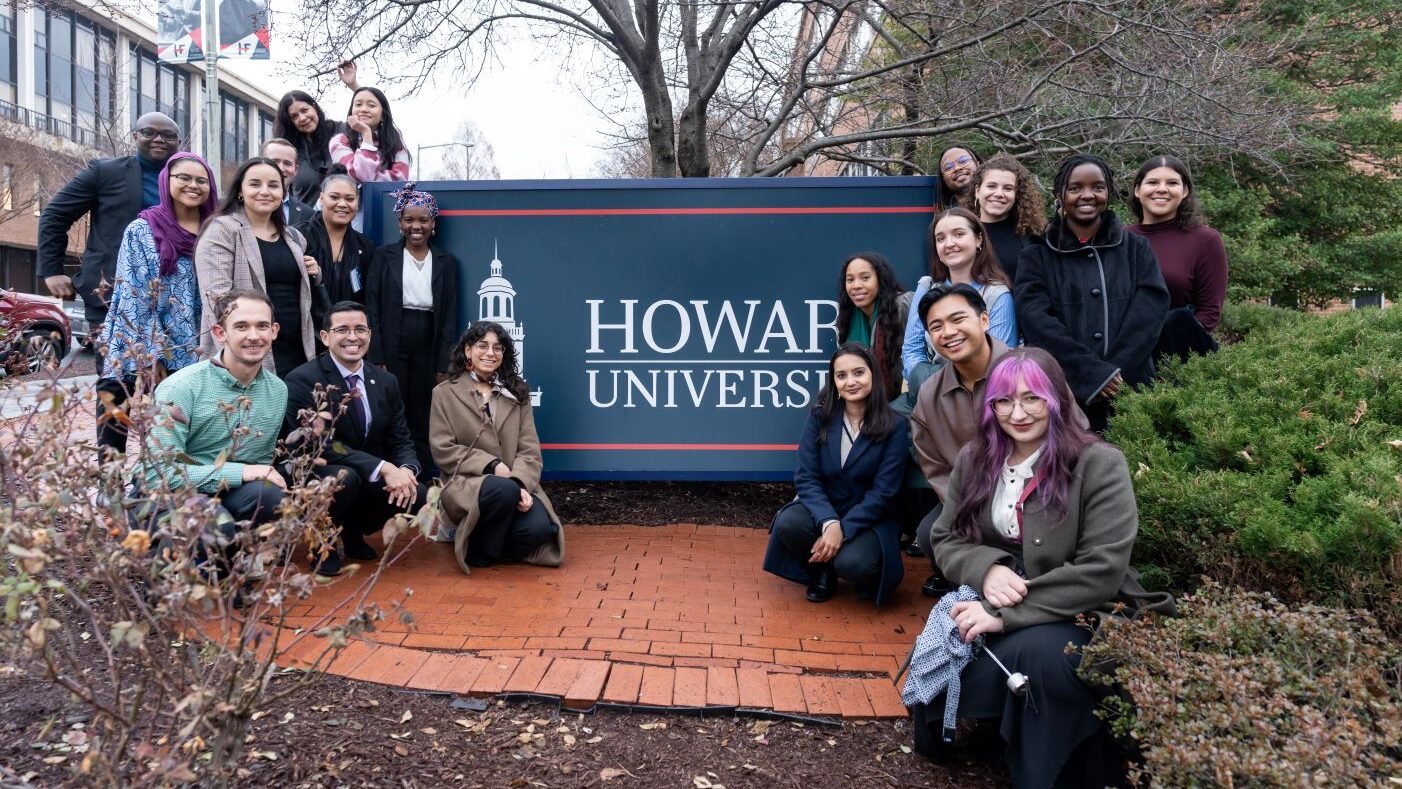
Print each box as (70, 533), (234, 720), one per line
(415, 142), (475, 180)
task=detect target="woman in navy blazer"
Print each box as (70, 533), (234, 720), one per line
(764, 343), (909, 605)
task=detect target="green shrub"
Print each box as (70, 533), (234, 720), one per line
(1081, 583), (1402, 788)
(1108, 306), (1402, 632)
(1213, 302), (1303, 345)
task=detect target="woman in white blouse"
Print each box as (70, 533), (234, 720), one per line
(366, 183), (459, 475)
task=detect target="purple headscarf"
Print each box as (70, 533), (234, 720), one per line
(392, 181), (439, 218)
(138, 152), (219, 277)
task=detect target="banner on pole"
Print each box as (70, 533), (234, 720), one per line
(364, 177), (938, 481)
(157, 0), (205, 64)
(218, 0), (271, 60)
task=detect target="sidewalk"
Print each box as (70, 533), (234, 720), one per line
(276, 524), (930, 718)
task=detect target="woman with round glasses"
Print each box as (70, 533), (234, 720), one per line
(97, 152), (219, 454)
(918, 347), (1174, 788)
(430, 321), (563, 574)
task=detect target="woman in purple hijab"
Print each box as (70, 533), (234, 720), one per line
(96, 152), (218, 455)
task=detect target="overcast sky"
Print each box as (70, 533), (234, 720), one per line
(227, 9), (619, 178)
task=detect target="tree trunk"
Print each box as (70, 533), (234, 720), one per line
(638, 70), (679, 177)
(676, 95), (712, 177)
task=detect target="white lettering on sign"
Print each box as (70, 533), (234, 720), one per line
(586, 368), (830, 410)
(588, 298), (838, 355)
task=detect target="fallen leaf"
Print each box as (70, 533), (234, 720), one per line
(393, 744), (409, 757)
(600, 767), (629, 781)
(419, 727), (437, 735)
(899, 745), (912, 754)
(586, 736), (603, 744)
(1351, 399), (1368, 427)
(563, 734), (576, 746)
(399, 710), (413, 724)
(639, 722), (667, 731)
(42, 756), (67, 765)
(693, 777), (713, 788)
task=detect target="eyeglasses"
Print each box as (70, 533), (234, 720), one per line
(329, 325), (371, 337)
(990, 394), (1047, 417)
(136, 128), (180, 142)
(471, 342), (505, 355)
(170, 173), (210, 187)
(942, 154), (973, 172)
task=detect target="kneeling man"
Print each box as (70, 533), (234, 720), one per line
(284, 301), (427, 575)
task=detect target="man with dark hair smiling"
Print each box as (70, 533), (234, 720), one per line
(143, 290), (289, 557)
(283, 301), (426, 576)
(908, 283), (1087, 597)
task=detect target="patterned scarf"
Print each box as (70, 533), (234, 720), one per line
(392, 181), (439, 218)
(138, 152), (218, 277)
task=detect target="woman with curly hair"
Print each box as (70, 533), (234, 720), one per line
(836, 252), (910, 401)
(1127, 154), (1228, 362)
(971, 154), (1047, 284)
(366, 183), (459, 471)
(430, 321), (563, 574)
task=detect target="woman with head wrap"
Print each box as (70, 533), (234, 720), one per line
(97, 152), (219, 455)
(365, 183), (460, 475)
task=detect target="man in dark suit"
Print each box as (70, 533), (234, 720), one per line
(284, 301), (428, 576)
(37, 112), (182, 327)
(260, 138), (317, 227)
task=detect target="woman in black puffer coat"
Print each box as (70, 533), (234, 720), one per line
(1013, 154), (1169, 432)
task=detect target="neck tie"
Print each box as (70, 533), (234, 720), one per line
(346, 373), (369, 438)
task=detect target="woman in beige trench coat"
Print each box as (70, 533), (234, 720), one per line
(430, 321), (564, 575)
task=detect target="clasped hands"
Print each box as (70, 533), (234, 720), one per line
(808, 520), (843, 564)
(950, 565), (1026, 643)
(492, 461), (533, 512)
(379, 464), (419, 509)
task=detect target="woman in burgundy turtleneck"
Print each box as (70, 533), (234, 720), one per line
(1127, 155), (1229, 362)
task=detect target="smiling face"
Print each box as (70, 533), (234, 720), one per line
(993, 374), (1050, 451)
(976, 168), (1017, 222)
(831, 352), (873, 405)
(212, 297), (278, 369)
(843, 258), (879, 313)
(351, 91), (383, 128)
(133, 113), (180, 164)
(467, 330), (505, 377)
(1061, 163), (1109, 230)
(1134, 165), (1187, 224)
(288, 100), (320, 135)
(933, 214), (981, 277)
(398, 205), (435, 249)
(320, 308), (371, 367)
(925, 292), (990, 365)
(262, 142), (298, 185)
(321, 179), (359, 229)
(238, 163), (283, 219)
(941, 148), (976, 191)
(167, 159), (210, 210)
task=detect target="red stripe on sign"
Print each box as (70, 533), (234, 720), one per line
(541, 443), (798, 451)
(439, 206), (934, 217)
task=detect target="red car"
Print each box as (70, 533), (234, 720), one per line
(0, 289), (72, 374)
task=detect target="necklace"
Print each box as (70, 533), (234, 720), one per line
(842, 414), (863, 443)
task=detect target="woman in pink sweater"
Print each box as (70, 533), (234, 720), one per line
(328, 87), (411, 186)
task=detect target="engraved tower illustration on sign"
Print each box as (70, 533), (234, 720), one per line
(477, 241), (542, 406)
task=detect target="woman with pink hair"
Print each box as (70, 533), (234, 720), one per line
(920, 347), (1173, 788)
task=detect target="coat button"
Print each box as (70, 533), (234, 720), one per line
(1093, 332), (1104, 341)
(1033, 538), (1042, 546)
(1090, 288), (1101, 297)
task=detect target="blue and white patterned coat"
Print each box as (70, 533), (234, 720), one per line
(98, 218), (201, 380)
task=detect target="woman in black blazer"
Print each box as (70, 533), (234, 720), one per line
(366, 183), (459, 474)
(762, 343), (908, 606)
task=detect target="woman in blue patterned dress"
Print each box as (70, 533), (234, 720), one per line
(96, 152), (218, 455)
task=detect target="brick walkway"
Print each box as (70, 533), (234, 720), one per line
(275, 524), (931, 718)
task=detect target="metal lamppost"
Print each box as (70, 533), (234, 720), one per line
(415, 142), (475, 180)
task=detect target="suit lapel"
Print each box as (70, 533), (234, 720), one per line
(824, 419), (843, 473)
(844, 430), (872, 469)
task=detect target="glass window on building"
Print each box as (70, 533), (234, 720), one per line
(74, 19), (96, 134)
(0, 7), (16, 105)
(139, 54), (157, 116)
(33, 12), (46, 101)
(48, 12), (72, 125)
(96, 30), (116, 132)
(259, 111), (273, 147)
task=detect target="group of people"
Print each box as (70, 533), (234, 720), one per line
(764, 147), (1220, 787)
(36, 72), (562, 578)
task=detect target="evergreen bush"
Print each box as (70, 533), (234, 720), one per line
(1108, 306), (1402, 633)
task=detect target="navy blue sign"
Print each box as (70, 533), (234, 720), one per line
(365, 178), (937, 480)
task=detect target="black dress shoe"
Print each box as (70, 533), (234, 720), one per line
(343, 535), (378, 562)
(312, 551), (343, 577)
(806, 564), (836, 603)
(905, 542), (925, 558)
(921, 572), (951, 598)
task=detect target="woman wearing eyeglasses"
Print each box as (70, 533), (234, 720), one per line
(918, 348), (1173, 788)
(366, 183), (459, 473)
(430, 321), (563, 574)
(96, 152), (219, 454)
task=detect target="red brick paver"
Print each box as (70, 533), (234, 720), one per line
(273, 524), (928, 718)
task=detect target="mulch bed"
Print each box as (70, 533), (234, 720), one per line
(543, 482), (793, 529)
(0, 663), (1006, 787)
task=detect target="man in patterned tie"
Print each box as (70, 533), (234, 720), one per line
(283, 301), (427, 576)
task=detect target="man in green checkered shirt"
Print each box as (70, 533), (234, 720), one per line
(143, 290), (289, 535)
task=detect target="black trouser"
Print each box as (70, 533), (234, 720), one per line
(320, 463), (428, 542)
(95, 376), (137, 457)
(770, 504), (883, 589)
(201, 479), (287, 573)
(388, 308), (437, 474)
(895, 486), (938, 543)
(916, 502), (945, 573)
(468, 476), (558, 565)
(1155, 306), (1218, 366)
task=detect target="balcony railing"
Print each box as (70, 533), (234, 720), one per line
(0, 100), (120, 155)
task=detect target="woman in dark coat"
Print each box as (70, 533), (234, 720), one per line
(366, 183), (459, 473)
(763, 343), (908, 606)
(300, 174), (375, 304)
(1013, 154), (1169, 432)
(272, 90), (341, 206)
(920, 348), (1174, 789)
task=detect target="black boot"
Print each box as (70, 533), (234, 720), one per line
(806, 563), (836, 603)
(921, 570), (951, 598)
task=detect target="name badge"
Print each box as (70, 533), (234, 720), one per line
(350, 268), (362, 292)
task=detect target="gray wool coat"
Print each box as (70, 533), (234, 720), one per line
(194, 210), (314, 373)
(930, 441), (1175, 631)
(429, 376), (565, 576)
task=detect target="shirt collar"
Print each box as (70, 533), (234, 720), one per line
(938, 335), (1011, 398)
(1003, 446), (1044, 480)
(330, 354), (364, 380)
(210, 354), (264, 390)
